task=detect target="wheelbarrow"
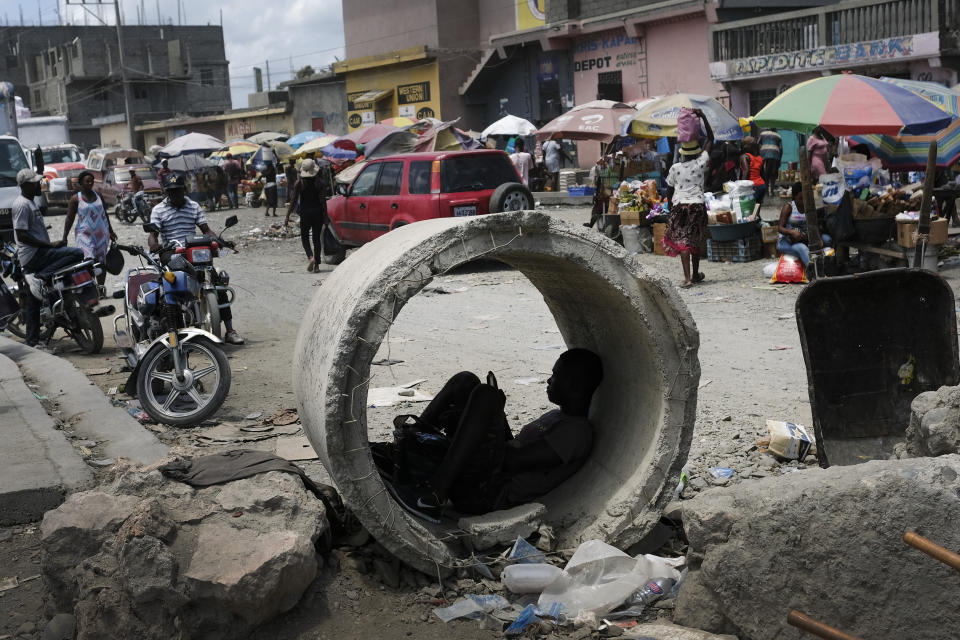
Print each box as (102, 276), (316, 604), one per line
(796, 141), (960, 467)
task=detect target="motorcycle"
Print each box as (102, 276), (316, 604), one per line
(173, 215), (239, 340)
(112, 238), (231, 426)
(116, 191), (160, 224)
(0, 241), (104, 353)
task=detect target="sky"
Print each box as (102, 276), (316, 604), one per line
(2, 0), (346, 109)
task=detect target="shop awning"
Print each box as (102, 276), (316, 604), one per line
(351, 89), (394, 104)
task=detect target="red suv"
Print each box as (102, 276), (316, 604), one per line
(327, 150), (533, 247)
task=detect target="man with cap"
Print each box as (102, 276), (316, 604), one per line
(148, 174), (245, 345)
(156, 159), (172, 187)
(11, 168), (84, 346)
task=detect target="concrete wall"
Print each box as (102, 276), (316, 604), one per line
(547, 0), (674, 22)
(99, 122), (131, 149)
(289, 81), (349, 135)
(645, 15), (721, 97)
(478, 0), (517, 41)
(343, 0), (440, 59)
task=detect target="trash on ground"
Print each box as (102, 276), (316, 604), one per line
(107, 386), (118, 395)
(267, 408), (299, 426)
(367, 379), (433, 407)
(197, 422), (300, 443)
(82, 367), (111, 376)
(697, 379), (712, 390)
(509, 536), (547, 564)
(434, 594), (510, 623)
(274, 435), (318, 461)
(708, 467), (735, 479)
(371, 358), (404, 366)
(505, 603), (562, 636)
(530, 343), (565, 351)
(501, 563), (563, 594)
(126, 407), (152, 422)
(0, 576), (19, 591)
(768, 345), (790, 351)
(536, 540), (682, 619)
(32, 392), (48, 400)
(513, 377), (542, 385)
(762, 420), (816, 460)
(244, 411), (263, 420)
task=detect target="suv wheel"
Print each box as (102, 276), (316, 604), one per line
(489, 183), (534, 212)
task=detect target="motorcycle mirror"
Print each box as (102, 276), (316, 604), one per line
(224, 215), (238, 228)
(142, 222), (160, 234)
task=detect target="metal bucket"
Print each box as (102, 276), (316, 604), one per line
(796, 269), (959, 467)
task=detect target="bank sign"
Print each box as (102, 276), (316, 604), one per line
(573, 32), (643, 73)
(711, 31), (940, 81)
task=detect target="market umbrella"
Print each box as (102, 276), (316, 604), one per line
(753, 73), (954, 136)
(294, 134), (339, 157)
(379, 117), (416, 128)
(877, 77), (960, 116)
(480, 114), (538, 139)
(262, 139), (295, 159)
(247, 131), (288, 144)
(213, 139), (259, 156)
(624, 93), (743, 140)
(163, 154), (214, 171)
(364, 130), (419, 159)
(285, 131), (325, 150)
(320, 143), (358, 160)
(535, 100), (637, 142)
(847, 119), (960, 170)
(339, 123), (400, 145)
(156, 132), (224, 158)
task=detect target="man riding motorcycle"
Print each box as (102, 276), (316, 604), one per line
(12, 168), (86, 347)
(126, 167), (147, 215)
(148, 173), (244, 345)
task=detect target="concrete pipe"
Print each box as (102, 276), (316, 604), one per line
(294, 211), (699, 574)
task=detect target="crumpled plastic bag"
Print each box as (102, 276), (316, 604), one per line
(536, 540), (681, 618)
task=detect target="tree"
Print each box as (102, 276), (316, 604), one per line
(295, 65), (315, 80)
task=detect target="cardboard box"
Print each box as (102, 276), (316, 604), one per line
(607, 197), (619, 215)
(898, 218), (948, 248)
(714, 211), (734, 225)
(620, 211), (642, 226)
(761, 226), (779, 243)
(653, 222), (666, 256)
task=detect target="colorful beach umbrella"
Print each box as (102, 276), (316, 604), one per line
(536, 100), (637, 142)
(877, 77), (960, 117)
(285, 131), (325, 149)
(848, 119), (960, 170)
(753, 73), (954, 136)
(625, 93), (743, 141)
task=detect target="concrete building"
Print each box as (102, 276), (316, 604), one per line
(132, 105), (295, 151)
(0, 25), (231, 149)
(709, 0), (960, 116)
(279, 72), (350, 135)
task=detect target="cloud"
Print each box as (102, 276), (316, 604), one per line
(14, 0), (344, 109)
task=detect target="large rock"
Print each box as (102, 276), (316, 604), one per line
(675, 455), (960, 640)
(905, 385), (960, 456)
(40, 462), (329, 640)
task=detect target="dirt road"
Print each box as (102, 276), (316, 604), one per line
(4, 203), (958, 638)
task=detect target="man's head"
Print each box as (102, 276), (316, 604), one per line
(515, 139), (525, 152)
(161, 159), (169, 168)
(225, 153), (233, 160)
(16, 168), (42, 198)
(129, 168), (137, 178)
(163, 173), (187, 207)
(547, 348), (603, 413)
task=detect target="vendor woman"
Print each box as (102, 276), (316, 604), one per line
(663, 108), (713, 288)
(778, 182), (831, 266)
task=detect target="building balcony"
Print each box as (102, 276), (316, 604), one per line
(709, 0), (960, 82)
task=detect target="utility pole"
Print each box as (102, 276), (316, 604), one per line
(66, 0), (136, 148)
(266, 60), (271, 91)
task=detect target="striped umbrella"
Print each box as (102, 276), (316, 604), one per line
(753, 73), (954, 136)
(877, 77), (960, 117)
(848, 119), (960, 170)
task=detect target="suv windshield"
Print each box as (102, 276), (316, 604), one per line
(0, 140), (29, 187)
(42, 147), (81, 164)
(441, 154), (519, 193)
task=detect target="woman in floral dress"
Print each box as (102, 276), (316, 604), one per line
(62, 171), (116, 285)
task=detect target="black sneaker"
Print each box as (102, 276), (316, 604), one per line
(384, 481), (443, 524)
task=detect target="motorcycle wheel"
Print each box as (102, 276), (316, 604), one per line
(199, 290), (222, 339)
(5, 288), (55, 342)
(137, 336), (231, 426)
(69, 299), (104, 354)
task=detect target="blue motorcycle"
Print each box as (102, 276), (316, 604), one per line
(113, 234), (230, 426)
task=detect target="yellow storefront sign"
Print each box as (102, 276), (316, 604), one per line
(517, 0), (545, 31)
(338, 49), (440, 130)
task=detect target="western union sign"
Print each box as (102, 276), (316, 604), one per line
(397, 82), (430, 105)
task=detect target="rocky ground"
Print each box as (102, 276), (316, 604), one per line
(3, 201), (959, 639)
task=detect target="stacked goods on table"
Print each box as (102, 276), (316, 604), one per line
(703, 181), (762, 262)
(612, 180), (668, 226)
(895, 212), (949, 248)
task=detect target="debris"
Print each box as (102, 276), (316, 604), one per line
(267, 408), (299, 426)
(459, 504), (546, 551)
(197, 422), (300, 443)
(768, 345), (790, 351)
(501, 563), (563, 594)
(32, 392), (48, 400)
(107, 386), (118, 395)
(82, 367), (111, 376)
(367, 379), (433, 407)
(765, 420), (815, 460)
(505, 603), (562, 636)
(274, 435), (318, 461)
(126, 407), (152, 422)
(371, 358), (404, 366)
(697, 379), (712, 390)
(509, 536), (547, 564)
(88, 459), (116, 467)
(708, 467), (734, 479)
(513, 377), (542, 385)
(239, 425), (273, 433)
(0, 577), (18, 591)
(530, 343), (565, 350)
(434, 594), (510, 623)
(777, 313), (795, 320)
(244, 411), (263, 420)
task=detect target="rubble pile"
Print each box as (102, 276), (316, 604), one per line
(903, 384), (960, 457)
(674, 455), (960, 639)
(40, 462), (329, 640)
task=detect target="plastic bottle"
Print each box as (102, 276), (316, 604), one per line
(627, 577), (677, 607)
(501, 563), (563, 594)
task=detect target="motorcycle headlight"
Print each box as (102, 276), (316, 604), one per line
(218, 269), (229, 285)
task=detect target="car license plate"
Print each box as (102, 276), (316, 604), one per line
(454, 205), (477, 217)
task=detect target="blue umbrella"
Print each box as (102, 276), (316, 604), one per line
(320, 143), (357, 160)
(286, 131), (325, 150)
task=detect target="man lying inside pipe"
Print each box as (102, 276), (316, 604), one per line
(377, 349), (604, 524)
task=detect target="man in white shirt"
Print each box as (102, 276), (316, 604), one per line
(542, 139), (573, 192)
(509, 139), (534, 187)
